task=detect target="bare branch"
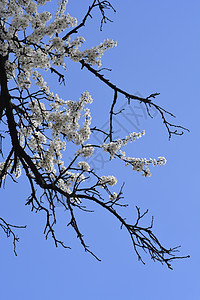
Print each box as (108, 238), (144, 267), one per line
(0, 217), (26, 256)
(80, 60), (189, 139)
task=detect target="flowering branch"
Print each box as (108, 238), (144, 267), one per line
(0, 0), (189, 267)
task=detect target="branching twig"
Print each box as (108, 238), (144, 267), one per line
(0, 217), (26, 256)
(80, 60), (189, 140)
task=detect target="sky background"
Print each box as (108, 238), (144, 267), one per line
(0, 0), (200, 299)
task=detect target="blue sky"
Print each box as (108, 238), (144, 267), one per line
(0, 1), (200, 299)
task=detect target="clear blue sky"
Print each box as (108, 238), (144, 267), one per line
(0, 1), (199, 299)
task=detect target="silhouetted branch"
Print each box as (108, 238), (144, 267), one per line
(0, 217), (26, 255)
(80, 59), (189, 139)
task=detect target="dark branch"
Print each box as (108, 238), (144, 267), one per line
(0, 217), (26, 256)
(80, 60), (189, 139)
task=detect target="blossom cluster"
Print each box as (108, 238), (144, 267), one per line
(76, 144), (94, 158)
(19, 90), (94, 176)
(99, 175), (117, 186)
(68, 38), (117, 67)
(109, 192), (118, 201)
(0, 160), (21, 180)
(77, 161), (90, 172)
(101, 130), (145, 158)
(120, 151), (167, 177)
(56, 171), (85, 195)
(48, 91), (93, 145)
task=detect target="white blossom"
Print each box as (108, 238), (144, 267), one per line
(77, 145), (94, 158)
(99, 175), (117, 186)
(78, 161), (90, 172)
(101, 130), (145, 158)
(109, 192), (118, 201)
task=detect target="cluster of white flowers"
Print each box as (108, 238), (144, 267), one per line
(32, 71), (50, 93)
(56, 170), (85, 195)
(28, 100), (49, 126)
(120, 151), (167, 177)
(109, 192), (118, 201)
(76, 144), (94, 158)
(28, 131), (47, 154)
(99, 175), (117, 186)
(31, 137), (66, 174)
(77, 161), (90, 172)
(68, 38), (117, 67)
(101, 130), (145, 158)
(48, 91), (93, 145)
(152, 156), (167, 165)
(17, 88), (94, 184)
(0, 160), (21, 180)
(5, 60), (17, 80)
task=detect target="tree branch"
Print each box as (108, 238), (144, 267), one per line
(80, 59), (189, 139)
